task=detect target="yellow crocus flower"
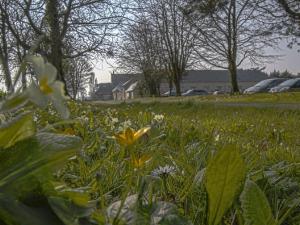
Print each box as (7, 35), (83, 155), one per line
(132, 154), (152, 168)
(114, 126), (150, 146)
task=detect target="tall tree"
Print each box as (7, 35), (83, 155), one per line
(64, 57), (94, 99)
(131, 0), (196, 96)
(0, 0), (125, 94)
(118, 18), (165, 96)
(0, 6), (14, 93)
(187, 0), (280, 93)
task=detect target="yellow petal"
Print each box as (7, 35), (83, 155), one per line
(39, 77), (53, 94)
(124, 127), (135, 145)
(133, 126), (151, 142)
(132, 155), (152, 168)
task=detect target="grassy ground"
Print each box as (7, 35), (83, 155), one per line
(93, 100), (300, 165)
(46, 95), (300, 224)
(90, 92), (300, 105)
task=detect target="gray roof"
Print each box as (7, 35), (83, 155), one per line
(182, 70), (268, 83)
(126, 81), (138, 92)
(94, 83), (113, 95)
(94, 69), (268, 97)
(111, 73), (141, 86)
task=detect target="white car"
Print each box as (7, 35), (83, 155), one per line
(269, 78), (300, 93)
(244, 78), (287, 94)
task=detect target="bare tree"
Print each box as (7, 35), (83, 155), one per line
(186, 0), (281, 93)
(277, 0), (300, 22)
(0, 0), (126, 94)
(64, 57), (94, 99)
(126, 0), (197, 96)
(0, 6), (14, 93)
(117, 17), (165, 96)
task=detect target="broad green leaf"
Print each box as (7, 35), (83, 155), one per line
(206, 146), (246, 225)
(240, 180), (276, 225)
(0, 132), (82, 190)
(0, 193), (61, 225)
(48, 196), (95, 225)
(0, 113), (35, 149)
(0, 92), (28, 113)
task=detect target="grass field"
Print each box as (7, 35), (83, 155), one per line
(60, 94), (300, 224)
(91, 92), (300, 105)
(3, 91), (300, 224)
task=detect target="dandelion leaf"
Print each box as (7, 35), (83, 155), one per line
(240, 180), (276, 225)
(206, 146), (246, 225)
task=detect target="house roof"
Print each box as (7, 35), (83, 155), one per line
(94, 69), (268, 97)
(126, 81), (138, 92)
(181, 70), (268, 83)
(111, 73), (141, 86)
(94, 83), (113, 96)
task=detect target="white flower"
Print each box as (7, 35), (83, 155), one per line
(122, 120), (132, 128)
(153, 114), (164, 123)
(151, 165), (176, 177)
(111, 117), (119, 124)
(26, 55), (69, 119)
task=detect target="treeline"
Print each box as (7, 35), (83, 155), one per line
(270, 70), (300, 78)
(117, 0), (299, 95)
(0, 0), (299, 98)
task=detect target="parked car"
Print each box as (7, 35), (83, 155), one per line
(269, 78), (300, 93)
(213, 90), (226, 95)
(182, 89), (208, 96)
(162, 90), (177, 97)
(243, 78), (287, 94)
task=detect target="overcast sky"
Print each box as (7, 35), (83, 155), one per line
(94, 40), (300, 83)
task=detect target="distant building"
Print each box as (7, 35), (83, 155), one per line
(91, 69), (268, 100)
(91, 83), (114, 100)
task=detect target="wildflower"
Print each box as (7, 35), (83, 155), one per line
(131, 154), (152, 169)
(111, 117), (119, 124)
(151, 165), (176, 177)
(114, 126), (151, 146)
(153, 114), (164, 124)
(122, 120), (132, 128)
(26, 55), (69, 118)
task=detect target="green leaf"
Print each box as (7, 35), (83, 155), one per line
(0, 132), (82, 190)
(240, 180), (276, 225)
(0, 193), (61, 225)
(0, 113), (35, 149)
(0, 92), (28, 113)
(205, 146), (246, 225)
(48, 196), (95, 225)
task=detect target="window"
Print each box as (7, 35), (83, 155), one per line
(293, 80), (300, 88)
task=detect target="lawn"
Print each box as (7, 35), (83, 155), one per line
(59, 96), (299, 224)
(1, 91), (300, 225)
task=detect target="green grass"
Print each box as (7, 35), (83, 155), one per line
(91, 92), (300, 105)
(50, 98), (300, 224)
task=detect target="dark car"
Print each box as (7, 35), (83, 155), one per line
(243, 78), (287, 94)
(182, 89), (208, 96)
(269, 78), (300, 93)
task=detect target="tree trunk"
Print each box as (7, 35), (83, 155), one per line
(0, 12), (14, 93)
(228, 61), (239, 93)
(227, 0), (239, 93)
(46, 0), (68, 95)
(21, 71), (27, 91)
(0, 53), (13, 93)
(174, 74), (181, 96)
